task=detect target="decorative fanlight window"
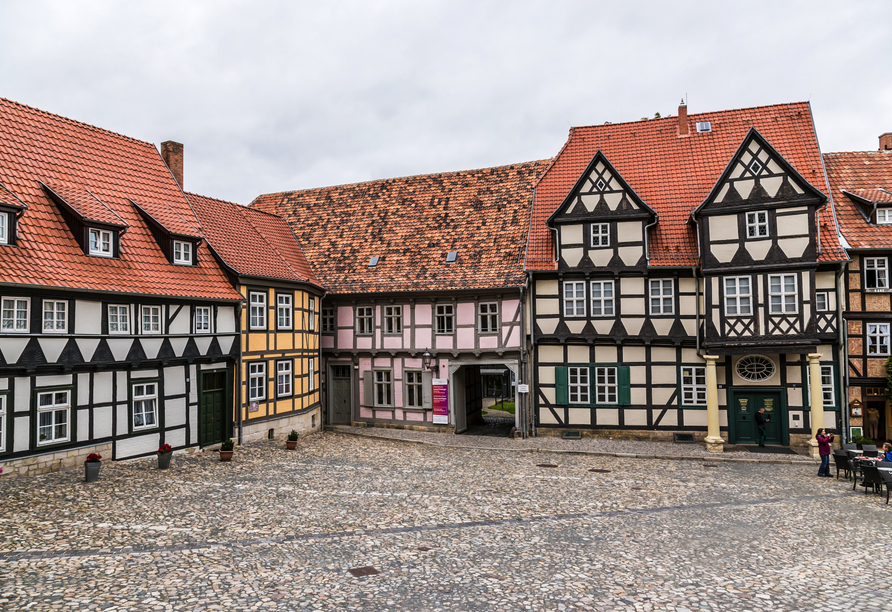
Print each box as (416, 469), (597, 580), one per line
(736, 355), (776, 382)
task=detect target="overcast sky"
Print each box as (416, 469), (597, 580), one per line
(1, 1), (890, 204)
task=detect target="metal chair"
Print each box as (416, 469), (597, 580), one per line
(832, 450), (851, 480)
(852, 458), (867, 491)
(878, 469), (892, 505)
(860, 464), (884, 495)
(877, 461), (892, 468)
(863, 450), (880, 458)
(843, 443), (857, 451)
(862, 444), (878, 453)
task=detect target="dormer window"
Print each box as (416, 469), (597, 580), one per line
(89, 228), (114, 257)
(0, 211), (7, 245)
(877, 209), (892, 224)
(173, 240), (193, 265)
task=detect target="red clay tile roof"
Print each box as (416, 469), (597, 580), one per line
(43, 182), (128, 228)
(528, 102), (847, 269)
(187, 192), (320, 287)
(132, 196), (202, 239)
(824, 151), (892, 250)
(250, 160), (551, 294)
(0, 97), (241, 301)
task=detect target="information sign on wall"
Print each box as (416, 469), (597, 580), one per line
(432, 378), (449, 424)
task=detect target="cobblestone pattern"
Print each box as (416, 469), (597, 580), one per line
(0, 432), (888, 611)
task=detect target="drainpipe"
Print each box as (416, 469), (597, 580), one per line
(519, 281), (528, 439)
(693, 265), (702, 357)
(836, 263), (848, 442)
(318, 289), (328, 429)
(236, 298), (243, 446)
(528, 274), (537, 438)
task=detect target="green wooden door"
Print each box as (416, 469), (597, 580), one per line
(199, 371), (228, 446)
(733, 391), (783, 445)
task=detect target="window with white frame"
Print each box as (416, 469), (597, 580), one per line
(309, 358), (315, 391)
(590, 280), (614, 316)
(681, 366), (707, 406)
(249, 362), (266, 400)
(649, 279), (674, 315)
(356, 306), (374, 334)
(591, 223), (610, 247)
(309, 297), (315, 331)
(0, 212), (7, 245)
(384, 306), (402, 334)
(195, 306), (211, 333)
(564, 281), (586, 317)
(877, 209), (892, 224)
(322, 307), (335, 333)
(249, 292), (266, 330)
(595, 367), (618, 404)
(569, 366), (590, 404)
(864, 257), (889, 290)
(479, 303), (499, 333)
(724, 277), (753, 316)
(172, 240), (192, 265)
(277, 360), (292, 397)
(867, 323), (890, 356)
(42, 300), (67, 333)
(88, 228), (113, 257)
(768, 274), (798, 314)
(436, 304), (454, 334)
(142, 305), (162, 334)
(0, 394), (7, 453)
(132, 382), (158, 430)
(37, 390), (70, 445)
(108, 304), (130, 333)
(815, 291), (829, 312)
(277, 294), (292, 330)
(374, 370), (392, 406)
(745, 211), (769, 238)
(406, 371), (423, 407)
(807, 364), (836, 408)
(1, 297), (29, 332)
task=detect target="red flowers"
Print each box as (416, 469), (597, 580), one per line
(86, 453), (102, 462)
(158, 444), (172, 454)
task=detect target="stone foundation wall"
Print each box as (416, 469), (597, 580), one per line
(348, 421), (455, 434)
(240, 407), (322, 444)
(0, 443), (113, 478)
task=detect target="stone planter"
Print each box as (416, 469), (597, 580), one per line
(84, 461), (101, 482)
(286, 440), (297, 450)
(158, 452), (172, 470)
(219, 450), (234, 462)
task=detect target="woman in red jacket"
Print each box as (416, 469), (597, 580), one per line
(816, 429), (834, 477)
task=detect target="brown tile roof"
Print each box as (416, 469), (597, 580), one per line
(188, 192), (320, 287)
(824, 151), (892, 250)
(0, 97), (242, 300)
(528, 102), (847, 269)
(251, 160), (551, 294)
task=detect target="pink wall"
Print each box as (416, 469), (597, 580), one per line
(322, 336), (334, 349)
(338, 329), (353, 348)
(416, 327), (431, 350)
(503, 326), (518, 347)
(479, 335), (498, 349)
(357, 336), (372, 349)
(436, 334), (453, 350)
(383, 336), (402, 349)
(457, 302), (475, 325)
(406, 411), (423, 422)
(416, 304), (432, 325)
(457, 327), (475, 349)
(373, 357), (390, 367)
(360, 407), (373, 418)
(502, 299), (519, 322)
(337, 306), (353, 326)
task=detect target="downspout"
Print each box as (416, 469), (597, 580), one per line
(836, 262), (848, 442)
(236, 298), (243, 446)
(318, 289), (328, 428)
(528, 275), (537, 438)
(518, 283), (526, 439)
(643, 215), (659, 266)
(690, 214), (703, 356)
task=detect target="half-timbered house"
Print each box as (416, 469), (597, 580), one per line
(824, 133), (892, 444)
(526, 102), (848, 451)
(251, 161), (550, 433)
(0, 99), (242, 476)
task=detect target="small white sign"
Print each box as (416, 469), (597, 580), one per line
(517, 384), (530, 393)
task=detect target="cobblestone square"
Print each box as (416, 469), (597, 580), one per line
(1, 433), (890, 611)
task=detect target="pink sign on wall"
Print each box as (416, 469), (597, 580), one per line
(432, 378), (449, 424)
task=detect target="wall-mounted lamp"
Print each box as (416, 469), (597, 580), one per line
(422, 350), (437, 373)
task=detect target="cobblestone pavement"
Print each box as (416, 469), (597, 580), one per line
(0, 432), (889, 611)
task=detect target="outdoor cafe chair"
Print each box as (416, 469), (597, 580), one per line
(879, 469), (892, 505)
(862, 444), (878, 454)
(860, 464), (884, 495)
(843, 443), (857, 451)
(832, 450), (851, 480)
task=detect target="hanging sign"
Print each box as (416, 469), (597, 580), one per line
(432, 378), (449, 424)
(249, 401), (260, 413)
(517, 384), (530, 394)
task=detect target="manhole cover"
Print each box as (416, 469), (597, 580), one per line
(348, 566), (380, 577)
(537, 464), (558, 468)
(589, 468), (611, 473)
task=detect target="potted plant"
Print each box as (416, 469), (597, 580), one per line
(84, 453), (102, 482)
(219, 439), (235, 462)
(157, 443), (173, 470)
(286, 430), (299, 450)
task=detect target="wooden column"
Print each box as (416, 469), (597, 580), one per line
(704, 355), (724, 453)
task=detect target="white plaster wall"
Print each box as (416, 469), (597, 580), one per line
(75, 300), (102, 334)
(217, 306), (236, 333)
(165, 397), (187, 427)
(94, 406), (113, 438)
(116, 432), (160, 458)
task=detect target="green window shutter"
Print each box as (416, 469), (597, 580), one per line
(555, 367), (568, 405)
(618, 366), (631, 406)
(363, 371), (373, 407)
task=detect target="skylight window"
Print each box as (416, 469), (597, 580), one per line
(446, 251), (458, 263)
(696, 121), (712, 133)
(368, 256), (380, 268)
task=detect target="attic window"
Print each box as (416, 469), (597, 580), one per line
(0, 211), (7, 245)
(696, 121), (712, 133)
(173, 240), (193, 265)
(749, 160), (763, 175)
(877, 209), (892, 224)
(89, 229), (114, 257)
(368, 256), (380, 268)
(446, 251), (458, 264)
(595, 178), (607, 191)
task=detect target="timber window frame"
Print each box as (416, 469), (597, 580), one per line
(815, 291), (829, 312)
(867, 323), (890, 356)
(1, 297), (29, 333)
(805, 363), (837, 410)
(309, 358), (315, 392)
(309, 297), (315, 331)
(36, 388), (71, 446)
(679, 365), (707, 407)
(0, 393), (7, 454)
(649, 279), (674, 316)
(405, 370), (424, 408)
(384, 305), (402, 335)
(195, 306), (211, 333)
(864, 257), (889, 290)
(745, 211), (769, 239)
(172, 240), (192, 265)
(0, 212), (7, 245)
(42, 300), (68, 333)
(356, 307), (374, 335)
(374, 370), (393, 407)
(322, 307), (335, 333)
(249, 292), (267, 330)
(276, 360), (293, 398)
(563, 281), (586, 317)
(478, 303), (499, 334)
(276, 293), (293, 330)
(108, 304), (130, 334)
(555, 364), (630, 407)
(724, 276), (753, 316)
(435, 304), (454, 335)
(877, 209), (892, 224)
(590, 280), (614, 317)
(141, 305), (163, 334)
(88, 228), (114, 257)
(248, 362), (267, 401)
(131, 381), (159, 432)
(591, 223), (610, 247)
(568, 366), (590, 404)
(768, 274), (798, 314)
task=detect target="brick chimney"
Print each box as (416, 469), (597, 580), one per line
(161, 141), (184, 188)
(678, 99), (689, 137)
(880, 132), (892, 152)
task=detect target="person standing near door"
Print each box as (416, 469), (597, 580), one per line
(816, 428), (834, 477)
(865, 405), (880, 440)
(755, 406), (770, 447)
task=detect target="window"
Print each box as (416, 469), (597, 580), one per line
(649, 279), (674, 315)
(479, 303), (499, 333)
(132, 382), (158, 431)
(864, 257), (889, 290)
(277, 294), (292, 330)
(141, 305), (162, 334)
(563, 281), (586, 317)
(322, 307), (335, 333)
(877, 209), (892, 224)
(195, 306), (211, 333)
(446, 251), (458, 263)
(815, 291), (829, 312)
(276, 361), (292, 397)
(736, 355), (776, 382)
(309, 297), (316, 331)
(37, 390), (70, 445)
(590, 280), (614, 316)
(309, 358), (315, 391)
(172, 240), (192, 265)
(42, 300), (67, 333)
(0, 212), (7, 244)
(374, 370), (392, 406)
(356, 307), (374, 334)
(0, 394), (7, 453)
(436, 304), (454, 334)
(591, 223), (610, 247)
(249, 292), (266, 330)
(108, 305), (130, 334)
(88, 228), (113, 256)
(595, 367), (618, 404)
(745, 211), (769, 238)
(1, 297), (29, 332)
(406, 371), (423, 407)
(724, 277), (752, 316)
(867, 323), (890, 356)
(696, 121), (712, 133)
(681, 366), (707, 406)
(768, 274), (798, 314)
(807, 364), (836, 408)
(249, 362), (266, 401)
(569, 367), (590, 404)
(384, 306), (402, 334)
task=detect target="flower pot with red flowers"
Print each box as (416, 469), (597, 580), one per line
(157, 444), (173, 470)
(219, 438), (235, 462)
(286, 430), (299, 450)
(84, 453), (102, 482)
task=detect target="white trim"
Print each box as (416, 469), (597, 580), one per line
(867, 323), (890, 356)
(309, 297), (315, 331)
(1, 297), (30, 333)
(0, 394), (7, 453)
(309, 358), (315, 391)
(649, 279), (674, 315)
(36, 390), (70, 446)
(478, 302), (499, 334)
(276, 293), (293, 330)
(195, 306), (211, 333)
(590, 280), (614, 316)
(435, 304), (454, 335)
(249, 292), (267, 330)
(172, 240), (192, 265)
(276, 360), (293, 398)
(568, 366), (590, 404)
(563, 281), (586, 317)
(88, 228), (113, 257)
(745, 210), (769, 239)
(132, 382), (158, 431)
(0, 212), (7, 245)
(877, 208), (892, 224)
(42, 300), (68, 333)
(595, 367), (618, 405)
(384, 305), (402, 334)
(108, 304), (130, 334)
(724, 276), (753, 316)
(249, 361), (266, 401)
(680, 365), (707, 406)
(768, 274), (798, 314)
(864, 257), (889, 290)
(141, 305), (162, 334)
(590, 223), (610, 247)
(356, 306), (374, 334)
